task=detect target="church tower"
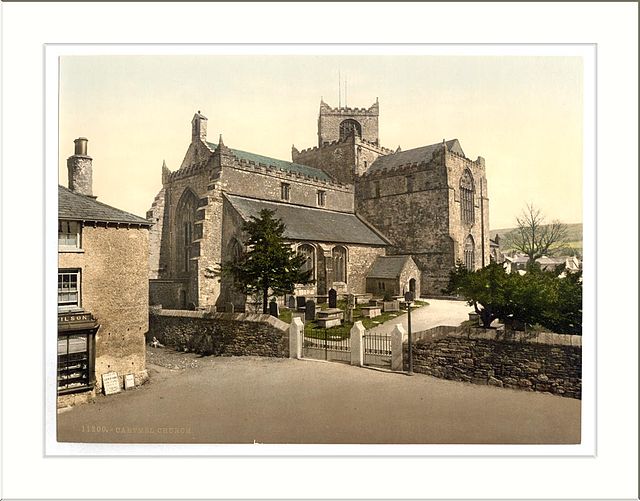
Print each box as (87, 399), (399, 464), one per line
(317, 98), (380, 146)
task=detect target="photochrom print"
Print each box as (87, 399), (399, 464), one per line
(53, 48), (589, 449)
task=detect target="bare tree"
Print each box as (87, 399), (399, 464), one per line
(507, 204), (569, 265)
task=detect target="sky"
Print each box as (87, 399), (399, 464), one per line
(58, 55), (583, 229)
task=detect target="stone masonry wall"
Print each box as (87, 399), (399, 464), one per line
(59, 224), (149, 390)
(149, 309), (290, 357)
(404, 327), (582, 399)
(318, 102), (379, 145)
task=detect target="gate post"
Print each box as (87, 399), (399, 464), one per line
(350, 321), (365, 366)
(289, 317), (304, 359)
(391, 324), (407, 372)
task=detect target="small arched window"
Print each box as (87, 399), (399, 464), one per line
(464, 235), (475, 271)
(176, 189), (199, 273)
(339, 119), (362, 141)
(297, 244), (316, 279)
(460, 170), (475, 224)
(332, 245), (347, 283)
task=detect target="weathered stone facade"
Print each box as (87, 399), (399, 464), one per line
(148, 98), (491, 308)
(59, 225), (150, 390)
(355, 141), (490, 295)
(59, 138), (151, 403)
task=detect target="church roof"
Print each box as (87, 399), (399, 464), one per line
(206, 142), (333, 182)
(59, 186), (151, 226)
(225, 194), (388, 246)
(366, 139), (464, 174)
(366, 255), (414, 279)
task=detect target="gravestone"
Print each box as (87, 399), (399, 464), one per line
(347, 294), (356, 307)
(296, 296), (307, 311)
(287, 296), (296, 309)
(305, 299), (316, 321)
(269, 300), (279, 318)
(328, 288), (337, 309)
(124, 374), (135, 390)
(102, 371), (121, 395)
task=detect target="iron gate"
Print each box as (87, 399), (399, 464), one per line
(363, 333), (392, 368)
(303, 325), (351, 363)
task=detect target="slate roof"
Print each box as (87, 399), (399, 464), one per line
(59, 186), (151, 226)
(225, 194), (388, 246)
(366, 255), (413, 279)
(206, 142), (333, 182)
(366, 139), (464, 174)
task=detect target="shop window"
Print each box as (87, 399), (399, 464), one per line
(57, 333), (92, 393)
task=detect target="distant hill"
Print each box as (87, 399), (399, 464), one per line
(490, 223), (583, 256)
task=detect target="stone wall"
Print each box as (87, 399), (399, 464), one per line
(149, 309), (290, 357)
(318, 101), (379, 146)
(404, 327), (582, 399)
(59, 224), (149, 390)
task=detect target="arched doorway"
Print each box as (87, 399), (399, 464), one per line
(409, 278), (416, 296)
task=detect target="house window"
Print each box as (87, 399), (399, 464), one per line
(297, 244), (316, 279)
(460, 170), (475, 224)
(373, 180), (380, 198)
(378, 281), (385, 292)
(281, 183), (290, 201)
(464, 235), (475, 271)
(406, 175), (414, 193)
(58, 221), (81, 249)
(58, 270), (80, 311)
(317, 190), (326, 207)
(332, 245), (347, 283)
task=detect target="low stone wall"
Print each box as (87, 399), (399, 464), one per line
(149, 309), (290, 357)
(405, 327), (582, 399)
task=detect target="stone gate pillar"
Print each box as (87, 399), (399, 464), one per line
(391, 324), (407, 372)
(350, 321), (365, 366)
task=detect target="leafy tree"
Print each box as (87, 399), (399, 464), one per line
(504, 204), (569, 266)
(215, 209), (314, 314)
(445, 261), (582, 334)
(444, 261), (512, 328)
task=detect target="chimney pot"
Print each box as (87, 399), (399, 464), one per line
(74, 137), (88, 156)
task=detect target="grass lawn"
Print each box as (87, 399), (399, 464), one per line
(278, 299), (428, 339)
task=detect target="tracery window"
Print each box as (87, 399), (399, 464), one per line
(332, 245), (347, 283)
(176, 189), (199, 273)
(464, 235), (475, 271)
(460, 170), (475, 224)
(297, 244), (316, 279)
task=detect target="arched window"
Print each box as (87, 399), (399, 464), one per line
(176, 189), (199, 274)
(339, 119), (362, 141)
(464, 235), (475, 271)
(297, 244), (316, 279)
(460, 170), (475, 224)
(332, 245), (347, 283)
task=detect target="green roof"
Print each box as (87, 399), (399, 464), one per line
(206, 142), (332, 182)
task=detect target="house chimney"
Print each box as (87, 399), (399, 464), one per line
(67, 137), (93, 197)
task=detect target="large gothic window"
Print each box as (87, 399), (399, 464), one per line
(464, 235), (475, 271)
(176, 189), (199, 274)
(297, 244), (316, 279)
(339, 119), (362, 141)
(460, 170), (475, 224)
(332, 245), (347, 283)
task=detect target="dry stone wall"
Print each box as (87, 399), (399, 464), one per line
(404, 327), (582, 399)
(149, 309), (290, 358)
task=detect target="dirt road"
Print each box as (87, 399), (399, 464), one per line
(57, 350), (580, 444)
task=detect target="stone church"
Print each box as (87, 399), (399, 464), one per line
(147, 99), (490, 311)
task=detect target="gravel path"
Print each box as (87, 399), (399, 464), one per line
(57, 349), (580, 444)
(370, 298), (471, 335)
